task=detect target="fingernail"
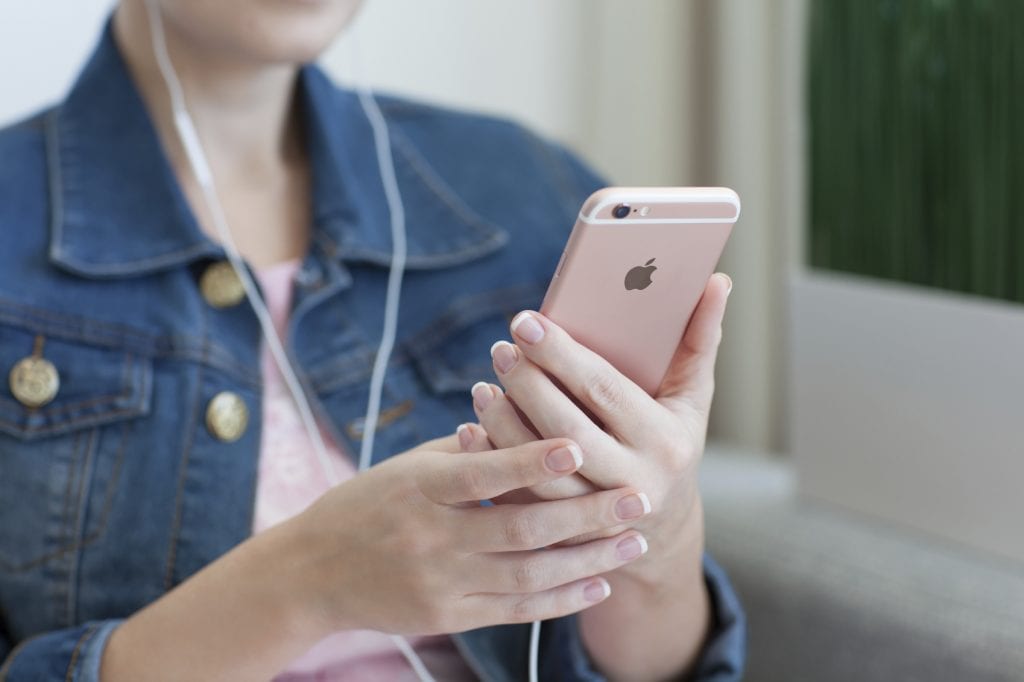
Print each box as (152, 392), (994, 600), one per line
(457, 423), (473, 450)
(583, 578), (611, 603)
(615, 492), (652, 520)
(471, 381), (494, 410)
(720, 273), (733, 296)
(545, 443), (582, 472)
(511, 312), (545, 344)
(490, 341), (519, 374)
(615, 534), (649, 561)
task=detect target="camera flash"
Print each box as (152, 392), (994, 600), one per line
(639, 206), (651, 216)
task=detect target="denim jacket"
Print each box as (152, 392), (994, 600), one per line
(0, 23), (745, 682)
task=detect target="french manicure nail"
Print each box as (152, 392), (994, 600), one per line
(615, 534), (649, 561)
(583, 578), (611, 603)
(490, 341), (519, 374)
(615, 492), (652, 520)
(721, 273), (733, 296)
(545, 444), (582, 472)
(511, 312), (545, 344)
(471, 381), (494, 410)
(457, 423), (473, 450)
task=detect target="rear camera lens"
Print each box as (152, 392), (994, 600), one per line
(612, 203), (631, 219)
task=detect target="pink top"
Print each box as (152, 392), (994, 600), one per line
(253, 259), (476, 682)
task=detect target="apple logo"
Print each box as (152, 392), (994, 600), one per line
(624, 258), (657, 291)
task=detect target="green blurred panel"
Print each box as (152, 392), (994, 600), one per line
(808, 0), (1024, 303)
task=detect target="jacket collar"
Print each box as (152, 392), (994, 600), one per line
(47, 21), (507, 278)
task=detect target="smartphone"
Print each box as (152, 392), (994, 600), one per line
(540, 187), (739, 395)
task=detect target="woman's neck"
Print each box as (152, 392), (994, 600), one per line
(111, 2), (313, 267)
(113, 2), (305, 182)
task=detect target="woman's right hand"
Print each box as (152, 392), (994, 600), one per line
(101, 434), (650, 682)
(289, 435), (652, 637)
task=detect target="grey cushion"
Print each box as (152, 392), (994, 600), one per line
(701, 448), (1024, 682)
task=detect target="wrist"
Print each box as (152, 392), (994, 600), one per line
(100, 518), (335, 681)
(579, 496), (711, 682)
(248, 514), (338, 644)
(618, 491), (705, 589)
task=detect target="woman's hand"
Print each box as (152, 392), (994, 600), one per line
(289, 435), (652, 637)
(102, 435), (651, 682)
(461, 273), (731, 583)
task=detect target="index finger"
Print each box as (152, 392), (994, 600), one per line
(507, 311), (658, 444)
(419, 438), (583, 505)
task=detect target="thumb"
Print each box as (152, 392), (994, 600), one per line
(656, 272), (731, 416)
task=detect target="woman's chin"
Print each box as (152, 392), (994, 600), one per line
(246, 31), (343, 65)
(163, 0), (362, 65)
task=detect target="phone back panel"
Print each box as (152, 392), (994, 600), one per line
(540, 187), (738, 395)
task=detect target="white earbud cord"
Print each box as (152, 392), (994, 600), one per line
(529, 618), (541, 682)
(346, 30), (542, 682)
(347, 34), (407, 475)
(347, 32), (435, 682)
(144, 3), (433, 681)
(144, 1), (340, 489)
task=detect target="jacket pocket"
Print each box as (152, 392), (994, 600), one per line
(405, 283), (544, 394)
(0, 322), (152, 572)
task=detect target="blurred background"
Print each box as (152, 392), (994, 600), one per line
(3, 1), (1022, 680)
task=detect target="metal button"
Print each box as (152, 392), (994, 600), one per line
(200, 261), (246, 308)
(205, 391), (249, 442)
(9, 356), (60, 408)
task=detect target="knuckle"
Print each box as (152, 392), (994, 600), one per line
(583, 491), (612, 524)
(666, 425), (701, 473)
(512, 556), (546, 592)
(400, 479), (428, 510)
(507, 596), (539, 623)
(581, 371), (626, 413)
(503, 510), (542, 549)
(449, 464), (491, 501)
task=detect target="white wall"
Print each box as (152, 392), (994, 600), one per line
(326, 0), (588, 150)
(701, 0), (807, 452)
(0, 1), (802, 452)
(0, 0), (689, 183)
(0, 1), (114, 125)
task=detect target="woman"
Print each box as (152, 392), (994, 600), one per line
(0, 1), (744, 680)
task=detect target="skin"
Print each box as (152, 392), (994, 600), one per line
(463, 274), (732, 681)
(96, 1), (729, 680)
(114, 0), (367, 266)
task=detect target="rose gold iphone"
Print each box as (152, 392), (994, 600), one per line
(540, 187), (740, 395)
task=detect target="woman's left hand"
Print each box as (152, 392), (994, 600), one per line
(459, 273), (731, 583)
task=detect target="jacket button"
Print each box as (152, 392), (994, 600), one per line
(9, 356), (60, 408)
(200, 261), (246, 308)
(205, 391), (249, 442)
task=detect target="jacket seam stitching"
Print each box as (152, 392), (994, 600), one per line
(0, 428), (80, 573)
(0, 422), (128, 572)
(391, 131), (493, 236)
(64, 428), (97, 626)
(0, 630), (49, 681)
(0, 303), (258, 385)
(44, 108), (67, 273)
(64, 622), (100, 682)
(163, 326), (207, 591)
(406, 285), (542, 355)
(0, 405), (143, 442)
(55, 243), (221, 278)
